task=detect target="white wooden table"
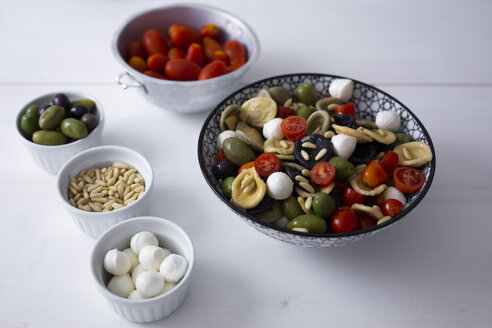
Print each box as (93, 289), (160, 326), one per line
(2, 0), (491, 327)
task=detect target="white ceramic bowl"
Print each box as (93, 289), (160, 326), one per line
(16, 91), (104, 174)
(91, 216), (194, 323)
(56, 145), (154, 238)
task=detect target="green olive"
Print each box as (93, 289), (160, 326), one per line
(32, 130), (67, 145)
(287, 214), (327, 233)
(71, 99), (95, 112)
(80, 113), (98, 132)
(296, 106), (315, 120)
(222, 137), (256, 166)
(221, 176), (235, 199)
(60, 118), (88, 140)
(25, 105), (39, 118)
(312, 193), (336, 218)
(394, 133), (413, 146)
(295, 83), (318, 106)
(21, 114), (40, 139)
(38, 105), (65, 130)
(281, 195), (304, 220)
(329, 156), (355, 180)
(268, 86), (291, 106)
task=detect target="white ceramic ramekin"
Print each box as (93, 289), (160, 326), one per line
(55, 145), (154, 238)
(16, 91), (104, 174)
(91, 216), (194, 323)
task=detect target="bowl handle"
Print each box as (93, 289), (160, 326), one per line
(115, 72), (147, 94)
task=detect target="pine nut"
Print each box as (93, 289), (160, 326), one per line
(305, 196), (313, 210)
(302, 142), (317, 149)
(315, 148), (327, 160)
(279, 140), (289, 148)
(302, 169), (311, 177)
(301, 150), (310, 161)
(295, 175), (309, 183)
(292, 227), (309, 233)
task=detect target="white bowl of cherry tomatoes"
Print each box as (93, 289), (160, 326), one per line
(112, 4), (260, 113)
(198, 73), (436, 247)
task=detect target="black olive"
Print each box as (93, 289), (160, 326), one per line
(294, 134), (332, 169)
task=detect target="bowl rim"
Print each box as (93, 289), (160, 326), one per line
(111, 3), (260, 86)
(16, 91), (105, 150)
(55, 145), (154, 219)
(90, 216), (195, 304)
(197, 72), (436, 239)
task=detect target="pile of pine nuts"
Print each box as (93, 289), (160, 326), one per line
(67, 161), (145, 212)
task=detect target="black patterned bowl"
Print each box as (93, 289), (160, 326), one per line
(198, 73), (435, 247)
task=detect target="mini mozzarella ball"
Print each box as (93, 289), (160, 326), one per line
(328, 79), (354, 102)
(217, 130), (236, 149)
(135, 271), (165, 298)
(262, 118), (284, 140)
(131, 264), (150, 284)
(331, 134), (357, 159)
(122, 248), (139, 273)
(130, 231), (158, 255)
(158, 282), (177, 296)
(139, 246), (171, 271)
(266, 172), (294, 200)
(383, 186), (407, 205)
(375, 111), (401, 132)
(128, 290), (144, 300)
(103, 248), (131, 276)
(107, 273), (134, 298)
(160, 254), (188, 283)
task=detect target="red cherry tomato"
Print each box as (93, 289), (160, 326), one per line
(223, 39), (246, 70)
(379, 150), (399, 175)
(142, 29), (168, 56)
(393, 167), (425, 193)
(334, 103), (356, 118)
(198, 60), (227, 80)
(164, 59), (201, 81)
(330, 207), (361, 233)
(280, 116), (306, 141)
(361, 161), (389, 187)
(144, 70), (166, 79)
(311, 162), (336, 186)
(202, 37), (221, 61)
(168, 47), (185, 60)
(343, 186), (367, 206)
(146, 54), (167, 73)
(238, 161), (255, 175)
(128, 56), (147, 73)
(215, 148), (227, 163)
(276, 106), (295, 119)
(382, 199), (404, 217)
(185, 43), (205, 67)
(359, 214), (376, 229)
(255, 153), (281, 178)
(127, 41), (145, 60)
(211, 50), (230, 65)
(198, 23), (219, 40)
(169, 24), (197, 49)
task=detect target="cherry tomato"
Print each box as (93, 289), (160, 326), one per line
(127, 41), (145, 60)
(185, 43), (205, 67)
(343, 186), (367, 206)
(361, 161), (389, 187)
(238, 161), (255, 174)
(142, 29), (168, 56)
(167, 47), (185, 60)
(330, 207), (361, 233)
(280, 116), (306, 141)
(202, 37), (221, 61)
(146, 54), (167, 73)
(128, 56), (147, 73)
(223, 39), (246, 70)
(198, 60), (227, 80)
(276, 106), (295, 119)
(255, 153), (281, 178)
(144, 70), (166, 79)
(198, 23), (219, 40)
(215, 148), (227, 163)
(211, 50), (230, 65)
(169, 24), (197, 49)
(359, 214), (376, 229)
(369, 193), (385, 207)
(311, 162), (336, 186)
(382, 199), (404, 217)
(379, 150), (399, 175)
(334, 103), (356, 118)
(393, 167), (425, 193)
(164, 59), (201, 81)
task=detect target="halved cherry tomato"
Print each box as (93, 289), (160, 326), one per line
(198, 60), (227, 80)
(223, 39), (246, 70)
(361, 161), (389, 187)
(359, 214), (376, 229)
(167, 47), (185, 60)
(146, 54), (167, 73)
(142, 29), (168, 56)
(382, 199), (404, 217)
(311, 162), (336, 186)
(379, 150), (399, 175)
(164, 59), (201, 81)
(202, 37), (221, 61)
(393, 167), (425, 193)
(255, 153), (281, 178)
(128, 56), (147, 73)
(330, 206), (361, 233)
(280, 116), (306, 141)
(343, 186), (366, 206)
(334, 103), (356, 118)
(238, 161), (255, 174)
(276, 106), (295, 119)
(169, 24), (197, 49)
(144, 70), (166, 79)
(215, 148), (227, 163)
(127, 41), (145, 60)
(211, 50), (230, 65)
(198, 23), (219, 40)
(185, 43), (205, 67)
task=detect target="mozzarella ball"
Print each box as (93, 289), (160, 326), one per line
(135, 271), (164, 298)
(130, 231), (158, 255)
(331, 134), (357, 159)
(159, 254), (188, 283)
(107, 273), (134, 298)
(131, 264), (150, 284)
(375, 111), (401, 132)
(158, 282), (177, 295)
(122, 248), (139, 273)
(266, 172), (294, 200)
(328, 79), (354, 102)
(263, 118), (284, 140)
(217, 130), (236, 149)
(103, 248), (131, 276)
(128, 290), (144, 300)
(383, 186), (407, 205)
(139, 246), (171, 271)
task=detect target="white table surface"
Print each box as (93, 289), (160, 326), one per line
(2, 0), (492, 327)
